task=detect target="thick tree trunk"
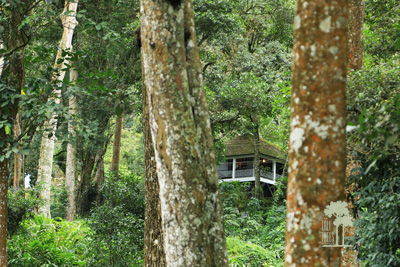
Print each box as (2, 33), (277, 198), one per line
(94, 153), (105, 203)
(76, 150), (96, 215)
(142, 68), (166, 266)
(110, 115), (123, 175)
(0, 2), (27, 263)
(348, 0), (364, 70)
(37, 0), (78, 217)
(65, 67), (78, 221)
(140, 1), (229, 266)
(285, 0), (348, 266)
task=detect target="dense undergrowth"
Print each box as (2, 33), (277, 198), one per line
(7, 175), (287, 267)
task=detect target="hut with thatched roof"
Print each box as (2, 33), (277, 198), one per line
(217, 134), (286, 185)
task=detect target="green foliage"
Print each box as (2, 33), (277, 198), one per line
(50, 184), (68, 219)
(220, 181), (286, 265)
(227, 236), (282, 267)
(8, 215), (91, 267)
(86, 173), (145, 266)
(347, 56), (400, 266)
(7, 188), (38, 236)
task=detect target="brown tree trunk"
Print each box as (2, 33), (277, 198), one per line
(285, 0), (348, 266)
(13, 113), (22, 188)
(94, 153), (105, 203)
(37, 0), (78, 217)
(348, 0), (364, 70)
(110, 115), (123, 175)
(65, 66), (78, 221)
(0, 132), (9, 266)
(252, 114), (261, 198)
(140, 0), (229, 265)
(76, 150), (96, 215)
(0, 2), (27, 263)
(143, 70), (166, 266)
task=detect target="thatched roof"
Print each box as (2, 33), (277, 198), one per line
(224, 134), (286, 159)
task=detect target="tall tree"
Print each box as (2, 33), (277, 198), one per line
(348, 0), (364, 70)
(285, 0), (348, 266)
(36, 0), (78, 217)
(142, 70), (166, 266)
(65, 65), (78, 221)
(0, 0), (29, 263)
(140, 0), (229, 265)
(110, 115), (123, 175)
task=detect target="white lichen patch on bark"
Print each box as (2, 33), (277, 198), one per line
(319, 16), (331, 33)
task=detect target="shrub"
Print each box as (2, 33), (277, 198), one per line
(7, 187), (38, 236)
(8, 215), (91, 266)
(86, 173), (145, 266)
(227, 236), (282, 267)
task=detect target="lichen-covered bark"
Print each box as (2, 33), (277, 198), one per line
(65, 67), (78, 221)
(140, 0), (229, 266)
(110, 115), (123, 175)
(37, 0), (78, 217)
(0, 149), (8, 266)
(348, 0), (364, 70)
(285, 0), (348, 266)
(143, 73), (166, 266)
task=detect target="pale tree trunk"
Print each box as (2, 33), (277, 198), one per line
(140, 0), (229, 266)
(37, 0), (78, 217)
(252, 114), (261, 198)
(348, 0), (364, 70)
(65, 66), (78, 221)
(13, 113), (22, 188)
(142, 69), (166, 266)
(94, 153), (104, 203)
(285, 0), (348, 266)
(110, 115), (123, 175)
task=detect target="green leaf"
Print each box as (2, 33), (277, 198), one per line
(5, 125), (10, 135)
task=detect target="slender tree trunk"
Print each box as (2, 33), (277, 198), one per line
(110, 115), (123, 175)
(253, 114), (261, 198)
(0, 39), (4, 76)
(140, 0), (229, 265)
(65, 66), (78, 221)
(13, 113), (22, 188)
(348, 0), (364, 70)
(142, 67), (166, 266)
(37, 0), (78, 217)
(94, 153), (104, 203)
(285, 0), (348, 266)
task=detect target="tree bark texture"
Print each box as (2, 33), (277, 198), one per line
(348, 0), (364, 70)
(143, 73), (166, 266)
(13, 113), (22, 188)
(140, 0), (229, 266)
(76, 149), (96, 215)
(37, 0), (78, 217)
(110, 115), (123, 175)
(0, 132), (8, 266)
(65, 67), (78, 221)
(0, 2), (28, 264)
(285, 1), (348, 266)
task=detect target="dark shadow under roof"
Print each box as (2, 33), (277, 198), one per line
(224, 134), (286, 160)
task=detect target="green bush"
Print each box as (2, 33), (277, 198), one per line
(7, 187), (38, 236)
(227, 236), (282, 267)
(8, 215), (91, 266)
(86, 173), (145, 266)
(347, 55), (400, 266)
